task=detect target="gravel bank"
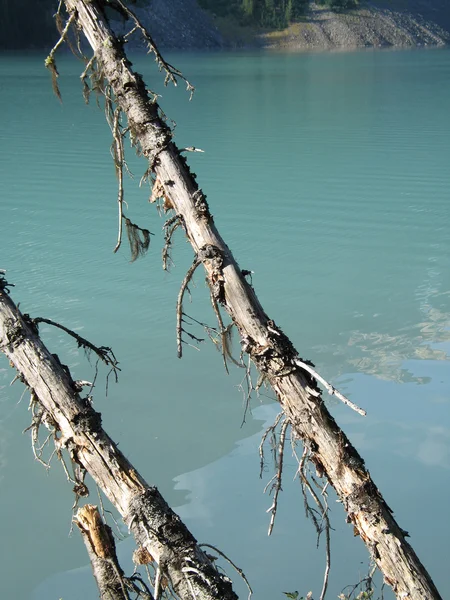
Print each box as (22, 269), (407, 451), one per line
(259, 2), (450, 51)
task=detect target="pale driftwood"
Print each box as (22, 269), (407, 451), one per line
(75, 504), (133, 600)
(0, 286), (237, 600)
(60, 3), (443, 598)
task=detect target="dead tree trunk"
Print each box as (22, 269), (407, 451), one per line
(58, 2), (443, 598)
(0, 284), (238, 600)
(75, 504), (134, 600)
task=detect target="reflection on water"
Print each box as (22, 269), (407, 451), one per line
(314, 284), (450, 384)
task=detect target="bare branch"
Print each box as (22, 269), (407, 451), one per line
(45, 11), (77, 101)
(32, 316), (120, 384)
(80, 55), (96, 103)
(293, 444), (331, 600)
(177, 257), (202, 358)
(293, 358), (367, 416)
(113, 0), (195, 97)
(199, 543), (253, 600)
(162, 216), (181, 272)
(259, 412), (283, 477)
(112, 107), (125, 253)
(266, 418), (289, 536)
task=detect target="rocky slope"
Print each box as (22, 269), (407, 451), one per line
(121, 0), (450, 51)
(260, 2), (450, 51)
(118, 0), (224, 50)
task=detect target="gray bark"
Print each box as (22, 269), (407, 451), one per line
(0, 285), (237, 600)
(60, 2), (443, 599)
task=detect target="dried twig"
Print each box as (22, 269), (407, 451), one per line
(162, 216), (181, 272)
(32, 316), (120, 385)
(80, 55), (96, 103)
(237, 356), (260, 427)
(293, 358), (366, 416)
(112, 107), (125, 253)
(180, 147), (205, 154)
(259, 412), (283, 477)
(265, 418), (289, 536)
(293, 445), (331, 600)
(23, 391), (55, 470)
(177, 256), (202, 358)
(45, 11), (77, 101)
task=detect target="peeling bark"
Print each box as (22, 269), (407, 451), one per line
(0, 286), (237, 600)
(57, 3), (444, 598)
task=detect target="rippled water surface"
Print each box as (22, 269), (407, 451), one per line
(1, 48), (450, 600)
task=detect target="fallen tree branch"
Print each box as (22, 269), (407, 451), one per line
(0, 285), (238, 600)
(31, 315), (120, 386)
(55, 3), (443, 598)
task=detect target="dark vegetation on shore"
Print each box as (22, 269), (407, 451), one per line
(198, 0), (358, 30)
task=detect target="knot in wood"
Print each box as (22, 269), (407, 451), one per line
(5, 318), (25, 349)
(198, 244), (223, 265)
(192, 189), (210, 220)
(72, 408), (102, 435)
(345, 480), (381, 517)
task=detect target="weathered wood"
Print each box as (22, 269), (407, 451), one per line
(60, 3), (443, 598)
(0, 285), (238, 600)
(75, 504), (132, 600)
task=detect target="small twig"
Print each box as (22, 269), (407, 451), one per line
(180, 147), (204, 153)
(48, 10), (76, 58)
(293, 444), (332, 600)
(266, 419), (289, 536)
(23, 392), (54, 470)
(177, 257), (202, 358)
(259, 412), (283, 477)
(80, 55), (96, 103)
(294, 358), (366, 416)
(45, 11), (77, 101)
(208, 286), (229, 374)
(206, 285), (242, 374)
(112, 107), (125, 253)
(238, 355), (259, 427)
(199, 543), (252, 600)
(162, 216), (181, 271)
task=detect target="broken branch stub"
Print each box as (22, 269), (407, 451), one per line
(59, 3), (442, 598)
(75, 504), (133, 600)
(0, 286), (238, 600)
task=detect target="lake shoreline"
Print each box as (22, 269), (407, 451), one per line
(1, 1), (449, 53)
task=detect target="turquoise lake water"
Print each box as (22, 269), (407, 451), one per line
(1, 48), (450, 599)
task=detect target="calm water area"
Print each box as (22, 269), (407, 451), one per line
(1, 47), (450, 600)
